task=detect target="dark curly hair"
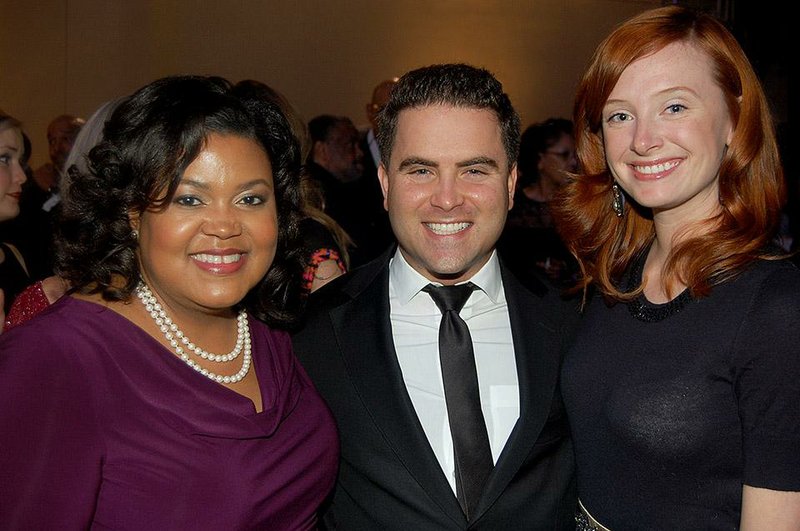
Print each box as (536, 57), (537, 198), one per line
(56, 75), (305, 328)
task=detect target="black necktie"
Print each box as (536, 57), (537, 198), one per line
(423, 282), (493, 519)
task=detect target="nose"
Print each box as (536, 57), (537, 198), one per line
(430, 174), (464, 211)
(201, 205), (242, 239)
(12, 161), (27, 185)
(630, 116), (662, 155)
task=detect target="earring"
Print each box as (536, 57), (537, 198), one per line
(611, 182), (625, 217)
(131, 229), (139, 241)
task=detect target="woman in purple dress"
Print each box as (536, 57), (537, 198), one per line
(0, 76), (339, 529)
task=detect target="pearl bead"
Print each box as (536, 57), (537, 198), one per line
(135, 282), (252, 384)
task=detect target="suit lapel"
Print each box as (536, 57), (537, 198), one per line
(475, 266), (565, 517)
(330, 258), (465, 525)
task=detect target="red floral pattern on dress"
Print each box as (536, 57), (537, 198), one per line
(302, 248), (346, 294)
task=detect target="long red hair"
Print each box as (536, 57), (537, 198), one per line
(553, 6), (785, 302)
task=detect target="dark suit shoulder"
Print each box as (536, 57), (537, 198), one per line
(294, 251), (390, 333)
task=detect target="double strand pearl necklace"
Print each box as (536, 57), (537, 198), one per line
(135, 282), (252, 384)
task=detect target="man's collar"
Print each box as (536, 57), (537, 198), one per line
(389, 248), (502, 305)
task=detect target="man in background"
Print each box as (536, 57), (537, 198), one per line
(307, 113), (392, 267)
(8, 114), (84, 279)
(32, 114), (84, 195)
(355, 78), (398, 266)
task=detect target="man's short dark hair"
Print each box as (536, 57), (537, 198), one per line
(375, 63), (520, 168)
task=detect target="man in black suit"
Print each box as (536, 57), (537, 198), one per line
(354, 78), (398, 266)
(293, 63), (578, 530)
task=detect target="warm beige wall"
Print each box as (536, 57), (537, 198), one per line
(1, 0), (659, 168)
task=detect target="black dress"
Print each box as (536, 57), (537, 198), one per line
(0, 242), (30, 313)
(562, 257), (800, 529)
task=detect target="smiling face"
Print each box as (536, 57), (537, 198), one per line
(601, 41), (735, 223)
(0, 126), (27, 222)
(379, 105), (516, 285)
(134, 133), (278, 319)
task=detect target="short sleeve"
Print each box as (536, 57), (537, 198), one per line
(0, 324), (104, 527)
(733, 265), (800, 490)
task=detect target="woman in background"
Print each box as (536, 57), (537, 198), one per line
(553, 6), (800, 529)
(299, 171), (352, 293)
(0, 75), (338, 529)
(4, 98), (123, 330)
(501, 117), (579, 286)
(0, 112), (30, 331)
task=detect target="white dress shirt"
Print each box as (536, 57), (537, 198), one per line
(389, 249), (519, 494)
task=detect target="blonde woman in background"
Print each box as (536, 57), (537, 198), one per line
(0, 111), (30, 332)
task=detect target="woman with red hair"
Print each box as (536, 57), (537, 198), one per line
(553, 6), (800, 529)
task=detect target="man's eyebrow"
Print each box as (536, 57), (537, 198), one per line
(398, 157), (438, 171)
(457, 157), (499, 169)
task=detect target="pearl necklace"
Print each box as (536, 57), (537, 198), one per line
(135, 282), (252, 384)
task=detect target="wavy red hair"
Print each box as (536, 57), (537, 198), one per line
(552, 5), (785, 302)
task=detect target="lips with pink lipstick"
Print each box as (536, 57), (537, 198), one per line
(190, 249), (246, 274)
(425, 222), (472, 236)
(631, 159), (681, 181)
(6, 191), (21, 201)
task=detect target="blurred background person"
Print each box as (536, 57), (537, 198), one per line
(0, 111), (30, 331)
(0, 75), (338, 528)
(356, 77), (398, 265)
(553, 6), (800, 528)
(7, 113), (85, 280)
(500, 117), (579, 287)
(4, 98), (124, 331)
(299, 172), (352, 293)
(31, 114), (85, 195)
(306, 113), (390, 267)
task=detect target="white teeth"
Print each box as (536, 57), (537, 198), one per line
(192, 253), (242, 264)
(426, 222), (470, 235)
(635, 160), (679, 174)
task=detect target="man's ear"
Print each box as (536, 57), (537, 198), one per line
(507, 163), (518, 210)
(312, 140), (327, 165)
(378, 163), (390, 211)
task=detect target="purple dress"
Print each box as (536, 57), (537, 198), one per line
(0, 297), (339, 530)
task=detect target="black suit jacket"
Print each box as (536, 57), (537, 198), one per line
(293, 249), (578, 530)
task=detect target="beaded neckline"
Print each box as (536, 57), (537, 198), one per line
(624, 254), (693, 323)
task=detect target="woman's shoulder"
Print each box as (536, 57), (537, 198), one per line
(730, 258), (800, 349)
(4, 296), (136, 350)
(743, 257), (800, 296)
(0, 298), (117, 388)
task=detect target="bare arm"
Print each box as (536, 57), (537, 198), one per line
(741, 485), (800, 530)
(310, 259), (344, 292)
